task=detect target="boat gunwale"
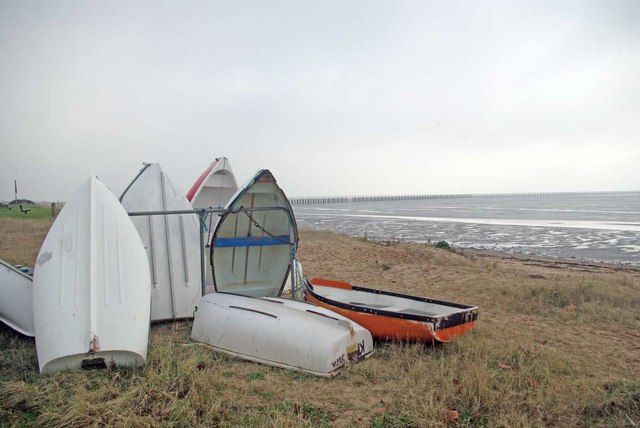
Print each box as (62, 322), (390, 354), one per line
(119, 162), (154, 202)
(304, 278), (478, 330)
(0, 258), (34, 281)
(186, 158), (219, 203)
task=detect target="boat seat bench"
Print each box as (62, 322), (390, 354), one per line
(215, 236), (291, 247)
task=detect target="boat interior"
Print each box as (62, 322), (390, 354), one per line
(309, 281), (470, 318)
(212, 171), (297, 298)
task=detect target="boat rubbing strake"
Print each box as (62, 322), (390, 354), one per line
(304, 277), (478, 343)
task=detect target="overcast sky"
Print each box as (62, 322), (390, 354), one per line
(1, 0), (638, 201)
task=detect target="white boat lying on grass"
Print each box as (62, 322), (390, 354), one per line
(186, 157), (238, 293)
(192, 169), (373, 376)
(0, 259), (35, 336)
(192, 293), (373, 377)
(121, 163), (202, 321)
(33, 177), (151, 375)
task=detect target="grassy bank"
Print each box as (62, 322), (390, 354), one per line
(0, 205), (54, 220)
(1, 218), (639, 427)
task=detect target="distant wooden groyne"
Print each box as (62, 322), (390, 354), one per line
(289, 190), (640, 206)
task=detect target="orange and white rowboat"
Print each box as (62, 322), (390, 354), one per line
(304, 277), (478, 343)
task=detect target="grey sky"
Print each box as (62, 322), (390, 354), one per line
(1, 0), (638, 201)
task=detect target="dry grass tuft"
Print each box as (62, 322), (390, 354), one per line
(1, 223), (639, 427)
(0, 218), (53, 266)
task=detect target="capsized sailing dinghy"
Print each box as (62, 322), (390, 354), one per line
(0, 259), (35, 336)
(33, 177), (151, 375)
(192, 169), (373, 376)
(186, 157), (238, 292)
(120, 163), (202, 321)
(304, 277), (478, 343)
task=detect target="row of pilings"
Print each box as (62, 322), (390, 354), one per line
(288, 190), (640, 206)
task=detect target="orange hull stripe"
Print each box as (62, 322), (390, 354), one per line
(308, 277), (353, 290)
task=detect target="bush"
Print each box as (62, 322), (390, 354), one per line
(434, 240), (453, 251)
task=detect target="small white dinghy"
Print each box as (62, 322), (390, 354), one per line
(186, 157), (238, 292)
(187, 157), (238, 210)
(120, 163), (202, 321)
(0, 259), (35, 336)
(33, 177), (151, 375)
(192, 169), (373, 376)
(192, 293), (373, 376)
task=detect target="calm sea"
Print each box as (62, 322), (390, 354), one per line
(293, 193), (640, 265)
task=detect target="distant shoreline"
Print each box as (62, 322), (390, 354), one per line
(461, 247), (640, 275)
(301, 227), (640, 269)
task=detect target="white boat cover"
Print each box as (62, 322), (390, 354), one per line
(192, 293), (373, 376)
(33, 177), (151, 375)
(121, 163), (202, 321)
(0, 259), (35, 336)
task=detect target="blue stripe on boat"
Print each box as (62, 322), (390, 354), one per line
(215, 236), (291, 247)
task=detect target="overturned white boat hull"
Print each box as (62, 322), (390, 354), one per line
(186, 157), (238, 292)
(192, 293), (373, 376)
(187, 157), (238, 210)
(33, 177), (151, 375)
(121, 163), (202, 321)
(0, 259), (35, 336)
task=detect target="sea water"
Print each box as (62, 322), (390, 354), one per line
(293, 193), (640, 265)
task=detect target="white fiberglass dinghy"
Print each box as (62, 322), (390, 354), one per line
(0, 259), (35, 336)
(187, 157), (238, 210)
(186, 157), (238, 292)
(192, 170), (373, 376)
(192, 293), (372, 376)
(121, 163), (201, 321)
(33, 177), (151, 375)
